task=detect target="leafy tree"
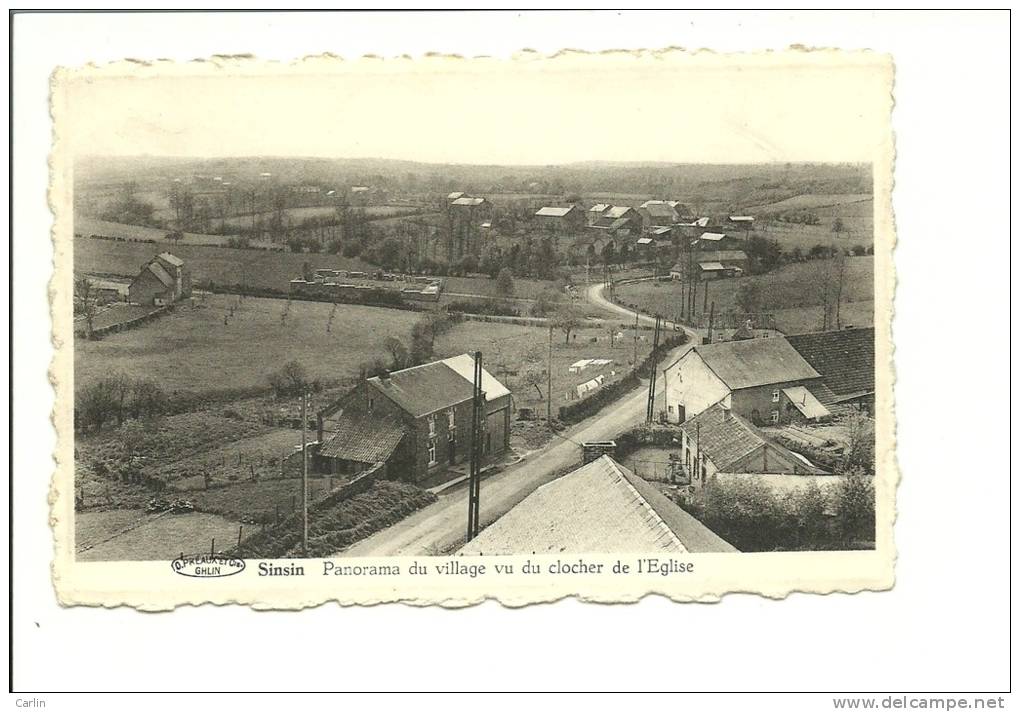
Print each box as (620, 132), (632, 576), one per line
(842, 411), (876, 476)
(735, 281), (764, 315)
(745, 235), (782, 274)
(75, 379), (119, 433)
(131, 379), (169, 420)
(495, 268), (515, 297)
(267, 360), (310, 397)
(832, 217), (845, 236)
(834, 469), (875, 547)
(551, 305), (584, 344)
(384, 336), (410, 371)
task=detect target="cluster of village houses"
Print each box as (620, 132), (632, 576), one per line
(80, 200), (872, 555)
(447, 190), (754, 275)
(294, 318), (872, 554)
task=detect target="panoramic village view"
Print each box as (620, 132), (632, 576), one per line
(72, 157), (877, 560)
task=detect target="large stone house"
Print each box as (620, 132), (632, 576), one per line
(314, 355), (512, 483)
(661, 337), (832, 426)
(128, 252), (191, 306)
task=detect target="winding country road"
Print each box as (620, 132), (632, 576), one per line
(339, 281), (700, 557)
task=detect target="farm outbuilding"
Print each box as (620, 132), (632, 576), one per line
(128, 252), (191, 306)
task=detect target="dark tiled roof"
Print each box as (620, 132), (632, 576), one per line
(369, 362), (473, 418)
(696, 337), (820, 391)
(681, 403), (828, 474)
(806, 380), (839, 406)
(319, 412), (405, 463)
(786, 328), (875, 397)
(680, 404), (765, 471)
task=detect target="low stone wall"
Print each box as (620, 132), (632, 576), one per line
(87, 304), (173, 338)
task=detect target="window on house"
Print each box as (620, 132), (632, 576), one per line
(427, 440), (437, 465)
(447, 409), (455, 429)
(668, 405), (674, 414)
(368, 397), (374, 413)
(771, 390), (780, 403)
(770, 410), (779, 424)
(428, 414), (436, 436)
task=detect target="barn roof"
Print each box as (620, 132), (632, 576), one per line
(535, 206), (575, 217)
(588, 203), (610, 212)
(696, 250), (747, 263)
(698, 262), (727, 271)
(786, 328), (875, 398)
(694, 337), (821, 391)
(451, 197), (486, 207)
(603, 205), (634, 219)
(640, 201), (679, 220)
(698, 232), (727, 242)
(157, 252), (184, 267)
(458, 456), (737, 555)
(319, 412), (406, 464)
(146, 261), (175, 288)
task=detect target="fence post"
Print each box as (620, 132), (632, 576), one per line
(210, 538), (216, 555)
(237, 526), (243, 548)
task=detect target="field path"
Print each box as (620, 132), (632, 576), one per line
(339, 288), (699, 559)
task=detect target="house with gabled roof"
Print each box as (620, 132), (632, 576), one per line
(677, 402), (828, 489)
(535, 205), (584, 233)
(639, 200), (679, 227)
(662, 337), (832, 426)
(458, 455), (737, 555)
(314, 355), (512, 482)
(128, 252), (191, 306)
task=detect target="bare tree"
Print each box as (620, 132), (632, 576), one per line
(74, 275), (97, 339)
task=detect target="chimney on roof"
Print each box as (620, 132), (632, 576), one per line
(721, 402), (733, 420)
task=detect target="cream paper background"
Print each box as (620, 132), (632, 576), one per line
(49, 49), (896, 609)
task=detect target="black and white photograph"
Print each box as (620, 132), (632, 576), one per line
(10, 7), (1012, 703)
(62, 52), (888, 571)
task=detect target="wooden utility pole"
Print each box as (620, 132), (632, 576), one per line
(466, 351), (483, 541)
(645, 315), (662, 423)
(703, 279), (709, 315)
(546, 327), (554, 424)
(707, 301), (716, 344)
(301, 392), (309, 557)
(632, 312), (639, 366)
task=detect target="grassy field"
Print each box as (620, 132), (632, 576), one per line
(615, 256), (874, 335)
(75, 296), (425, 393)
(74, 235), (376, 290)
(77, 510), (244, 562)
(746, 194), (874, 252)
(75, 216), (248, 247)
(75, 292), (649, 413)
(434, 318), (654, 411)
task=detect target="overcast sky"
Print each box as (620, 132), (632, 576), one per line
(60, 52), (892, 165)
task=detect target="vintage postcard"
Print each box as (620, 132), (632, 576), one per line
(50, 49), (896, 609)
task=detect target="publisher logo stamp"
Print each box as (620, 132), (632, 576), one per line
(171, 553), (246, 578)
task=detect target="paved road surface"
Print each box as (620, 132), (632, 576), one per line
(339, 281), (701, 558)
(341, 337), (694, 557)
